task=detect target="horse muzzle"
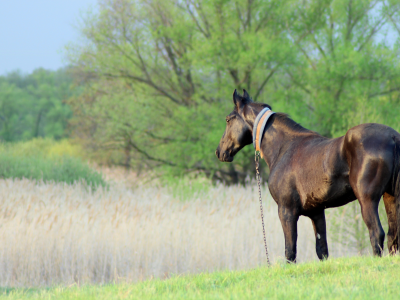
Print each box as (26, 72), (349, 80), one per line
(215, 149), (234, 162)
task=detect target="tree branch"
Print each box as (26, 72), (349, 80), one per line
(229, 69), (240, 86)
(287, 71), (312, 95)
(184, 1), (211, 38)
(334, 76), (347, 101)
(368, 87), (400, 99)
(104, 72), (182, 105)
(128, 140), (177, 167)
(387, 12), (400, 35)
(357, 15), (387, 52)
(253, 67), (278, 101)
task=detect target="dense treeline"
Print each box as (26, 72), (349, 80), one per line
(65, 0), (400, 184)
(0, 72), (106, 186)
(0, 68), (74, 141)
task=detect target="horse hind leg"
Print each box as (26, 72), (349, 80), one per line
(351, 179), (387, 255)
(359, 198), (385, 256)
(383, 193), (398, 254)
(349, 158), (391, 256)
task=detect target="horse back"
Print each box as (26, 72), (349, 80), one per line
(268, 122), (400, 214)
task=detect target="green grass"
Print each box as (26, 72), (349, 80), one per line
(2, 256), (399, 299)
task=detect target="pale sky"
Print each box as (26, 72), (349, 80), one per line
(0, 1), (397, 75)
(0, 0), (97, 75)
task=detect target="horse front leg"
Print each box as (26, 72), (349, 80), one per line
(309, 210), (329, 260)
(278, 205), (299, 263)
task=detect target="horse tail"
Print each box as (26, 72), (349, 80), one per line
(393, 138), (400, 254)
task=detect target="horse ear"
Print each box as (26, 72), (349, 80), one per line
(243, 89), (250, 100)
(242, 89), (253, 103)
(233, 89), (242, 107)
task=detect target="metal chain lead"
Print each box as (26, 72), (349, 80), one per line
(255, 151), (271, 266)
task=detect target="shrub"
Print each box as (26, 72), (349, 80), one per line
(0, 139), (106, 187)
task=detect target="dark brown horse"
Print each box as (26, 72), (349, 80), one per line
(216, 89), (400, 262)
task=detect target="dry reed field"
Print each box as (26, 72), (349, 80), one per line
(0, 178), (367, 287)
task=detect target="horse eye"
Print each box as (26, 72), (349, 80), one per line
(226, 116), (235, 123)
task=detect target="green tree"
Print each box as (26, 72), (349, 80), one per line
(0, 68), (75, 141)
(282, 0), (400, 136)
(67, 0), (297, 183)
(67, 0), (400, 183)
(0, 82), (26, 141)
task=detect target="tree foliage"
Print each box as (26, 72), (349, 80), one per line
(0, 68), (74, 141)
(67, 0), (400, 183)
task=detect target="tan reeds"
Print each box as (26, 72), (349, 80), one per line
(0, 178), (358, 287)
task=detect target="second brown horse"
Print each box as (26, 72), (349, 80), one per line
(216, 90), (399, 262)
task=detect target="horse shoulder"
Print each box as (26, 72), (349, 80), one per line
(268, 164), (302, 209)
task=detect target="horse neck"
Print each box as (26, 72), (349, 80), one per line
(244, 106), (314, 170)
(261, 118), (298, 169)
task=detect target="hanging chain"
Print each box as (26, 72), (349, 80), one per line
(255, 151), (271, 266)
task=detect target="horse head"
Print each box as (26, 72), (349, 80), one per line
(215, 89), (270, 162)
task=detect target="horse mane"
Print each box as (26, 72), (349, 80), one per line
(274, 113), (313, 134)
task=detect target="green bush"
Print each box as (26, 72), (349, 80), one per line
(0, 139), (106, 187)
(0, 138), (83, 158)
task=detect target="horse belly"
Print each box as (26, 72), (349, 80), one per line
(322, 179), (356, 208)
(300, 174), (355, 211)
(297, 143), (356, 212)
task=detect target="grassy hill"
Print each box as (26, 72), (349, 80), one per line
(2, 256), (400, 300)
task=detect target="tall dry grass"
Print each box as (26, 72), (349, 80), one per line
(0, 178), (369, 287)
